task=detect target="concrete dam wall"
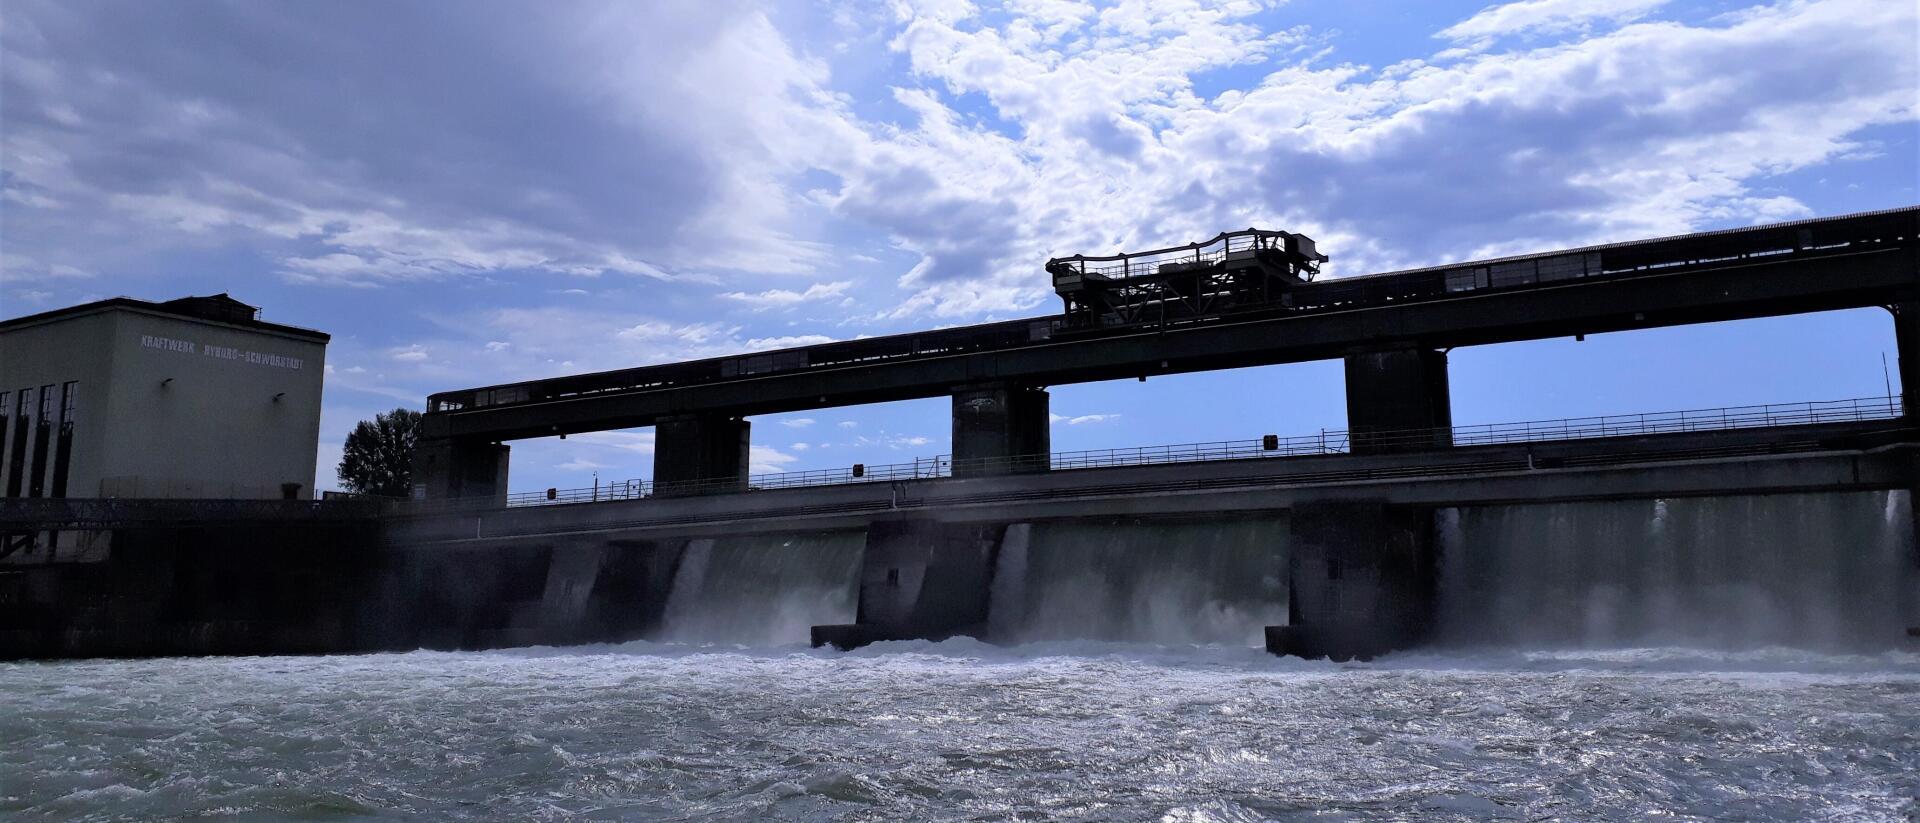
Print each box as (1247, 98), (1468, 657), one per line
(657, 533), (864, 646)
(1434, 491), (1920, 650)
(3, 492), (1916, 658)
(987, 518), (1288, 647)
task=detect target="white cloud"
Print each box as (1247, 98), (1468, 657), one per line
(749, 444), (799, 474)
(838, 420), (859, 429)
(4, 0), (1913, 398)
(744, 334), (836, 351)
(1050, 412), (1121, 425)
(720, 280), (852, 309)
(791, 442), (811, 451)
(815, 0), (1917, 316)
(1439, 0), (1670, 44)
(555, 458), (610, 471)
(782, 418), (817, 428)
(571, 430), (657, 456)
(0, 3), (845, 289)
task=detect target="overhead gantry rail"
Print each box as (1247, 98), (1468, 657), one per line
(426, 206), (1920, 442)
(414, 206), (1919, 503)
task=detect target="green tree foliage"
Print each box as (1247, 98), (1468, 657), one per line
(337, 407), (422, 498)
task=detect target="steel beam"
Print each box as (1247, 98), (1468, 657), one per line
(434, 250), (1916, 442)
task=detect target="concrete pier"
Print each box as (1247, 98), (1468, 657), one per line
(1266, 501), (1437, 660)
(811, 520), (1001, 650)
(1344, 348), (1452, 454)
(951, 384), (1050, 476)
(413, 438), (510, 504)
(653, 414), (750, 495)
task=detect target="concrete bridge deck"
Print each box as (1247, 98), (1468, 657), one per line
(412, 207), (1920, 501)
(386, 418), (1917, 547)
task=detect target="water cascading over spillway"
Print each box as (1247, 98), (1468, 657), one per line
(1435, 491), (1920, 650)
(656, 532), (864, 646)
(988, 518), (1288, 646)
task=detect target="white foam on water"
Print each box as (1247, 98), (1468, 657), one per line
(3, 644), (1915, 820)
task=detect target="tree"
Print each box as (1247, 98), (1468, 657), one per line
(338, 407), (422, 498)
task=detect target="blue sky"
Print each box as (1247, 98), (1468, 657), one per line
(2, 0), (1915, 494)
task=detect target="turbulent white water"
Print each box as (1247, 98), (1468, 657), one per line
(656, 533), (864, 646)
(3, 644), (1916, 820)
(8, 496), (1919, 818)
(989, 518), (1289, 646)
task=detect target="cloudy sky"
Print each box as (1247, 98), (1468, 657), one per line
(3, 0), (1916, 493)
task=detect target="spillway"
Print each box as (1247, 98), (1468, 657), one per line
(1435, 491), (1920, 650)
(987, 517), (1288, 646)
(656, 532), (864, 646)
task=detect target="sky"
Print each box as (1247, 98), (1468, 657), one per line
(2, 0), (1916, 494)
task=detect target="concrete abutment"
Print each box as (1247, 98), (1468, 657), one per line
(413, 438), (510, 504)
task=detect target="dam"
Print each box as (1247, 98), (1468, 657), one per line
(4, 208), (1920, 660)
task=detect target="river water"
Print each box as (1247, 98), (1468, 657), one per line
(4, 643), (1917, 820)
(7, 492), (1918, 818)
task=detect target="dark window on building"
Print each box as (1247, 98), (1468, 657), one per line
(27, 384), (53, 497)
(5, 388), (30, 497)
(50, 382), (77, 498)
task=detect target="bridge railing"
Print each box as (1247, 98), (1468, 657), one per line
(1404, 395), (1901, 450)
(498, 395), (1902, 507)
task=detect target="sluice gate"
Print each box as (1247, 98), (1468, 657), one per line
(11, 417), (1918, 660)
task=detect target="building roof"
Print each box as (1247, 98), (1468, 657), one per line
(0, 293), (330, 342)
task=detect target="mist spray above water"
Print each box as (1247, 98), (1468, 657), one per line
(647, 492), (1914, 652)
(988, 518), (1288, 647)
(1435, 491), (1920, 650)
(656, 533), (864, 646)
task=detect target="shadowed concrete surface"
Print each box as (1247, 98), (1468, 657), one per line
(4, 419), (1918, 660)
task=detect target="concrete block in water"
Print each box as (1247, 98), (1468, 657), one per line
(810, 520), (1001, 650)
(811, 623), (878, 651)
(1269, 500), (1436, 660)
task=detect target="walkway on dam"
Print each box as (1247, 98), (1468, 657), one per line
(505, 395), (1905, 506)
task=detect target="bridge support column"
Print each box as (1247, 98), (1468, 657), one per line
(653, 414), (750, 496)
(1344, 347), (1452, 453)
(812, 521), (1000, 650)
(951, 384), (1049, 476)
(1894, 302), (1920, 419)
(412, 438), (510, 505)
(1266, 501), (1437, 660)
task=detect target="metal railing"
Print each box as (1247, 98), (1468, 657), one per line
(498, 395), (1903, 507)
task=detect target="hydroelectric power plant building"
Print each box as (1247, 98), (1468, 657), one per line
(3, 208), (1919, 660)
(0, 294), (328, 505)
